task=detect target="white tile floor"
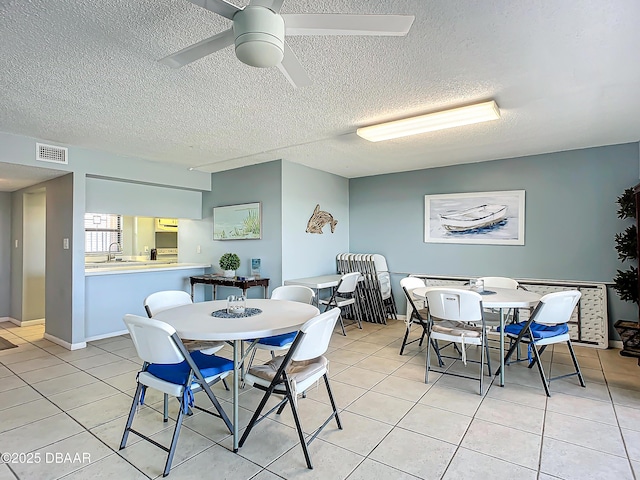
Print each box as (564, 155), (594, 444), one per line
(1, 319), (639, 479)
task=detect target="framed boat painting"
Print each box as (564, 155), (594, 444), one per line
(213, 202), (262, 240)
(424, 190), (525, 245)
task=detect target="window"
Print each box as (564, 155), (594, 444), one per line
(84, 213), (122, 253)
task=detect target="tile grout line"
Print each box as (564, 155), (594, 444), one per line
(3, 322), (640, 479)
(0, 332), (152, 480)
(599, 348), (639, 480)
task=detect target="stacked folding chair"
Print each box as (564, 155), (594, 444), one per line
(335, 253), (397, 324)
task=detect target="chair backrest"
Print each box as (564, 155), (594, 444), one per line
(292, 308), (341, 362)
(478, 276), (519, 290)
(400, 276), (426, 292)
(531, 290), (581, 326)
(424, 287), (483, 323)
(123, 314), (185, 364)
(144, 290), (192, 317)
(271, 285), (315, 304)
(337, 272), (360, 294)
(402, 286), (426, 322)
(378, 271), (392, 298)
(372, 254), (389, 272)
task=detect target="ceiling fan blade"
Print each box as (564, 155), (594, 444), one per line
(159, 28), (234, 68)
(277, 41), (312, 88)
(249, 0), (285, 13)
(187, 0), (241, 20)
(283, 14), (414, 36)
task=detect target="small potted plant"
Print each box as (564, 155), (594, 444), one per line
(219, 253), (240, 278)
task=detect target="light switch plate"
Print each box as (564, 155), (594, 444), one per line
(63, 238), (69, 249)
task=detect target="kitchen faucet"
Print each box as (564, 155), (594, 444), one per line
(107, 242), (122, 262)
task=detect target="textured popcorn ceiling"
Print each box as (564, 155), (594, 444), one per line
(0, 0), (639, 185)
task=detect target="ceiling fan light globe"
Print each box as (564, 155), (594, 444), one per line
(235, 34), (284, 67)
(233, 6), (285, 68)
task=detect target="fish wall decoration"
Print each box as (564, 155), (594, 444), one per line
(306, 204), (337, 234)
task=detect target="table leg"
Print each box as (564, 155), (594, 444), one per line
(213, 285), (217, 300)
(499, 308), (505, 387)
(232, 339), (240, 452)
(190, 282), (195, 301)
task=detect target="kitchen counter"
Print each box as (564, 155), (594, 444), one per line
(85, 262), (211, 276)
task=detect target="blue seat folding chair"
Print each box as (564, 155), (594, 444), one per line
(424, 287), (492, 395)
(500, 290), (585, 396)
(239, 308), (342, 469)
(244, 285), (315, 372)
(144, 290), (228, 421)
(120, 314), (233, 477)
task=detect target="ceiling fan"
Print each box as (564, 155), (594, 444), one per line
(159, 0), (415, 88)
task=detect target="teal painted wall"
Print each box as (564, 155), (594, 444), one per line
(349, 143), (640, 339)
(1, 131), (211, 345)
(84, 267), (206, 339)
(281, 161), (349, 281)
(0, 192), (10, 317)
(44, 174), (79, 343)
(85, 177), (202, 219)
(196, 161), (283, 299)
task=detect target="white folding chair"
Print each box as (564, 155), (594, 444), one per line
(244, 285), (315, 371)
(144, 290), (228, 419)
(120, 314), (232, 477)
(477, 277), (526, 358)
(239, 308), (342, 469)
(399, 276), (429, 355)
(501, 290), (585, 396)
(144, 291), (225, 356)
(424, 287), (492, 395)
(373, 254), (397, 320)
(401, 283), (445, 366)
(319, 272), (362, 335)
(477, 276), (520, 327)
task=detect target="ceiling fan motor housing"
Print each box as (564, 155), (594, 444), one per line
(233, 6), (285, 68)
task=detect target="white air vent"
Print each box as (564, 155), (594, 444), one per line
(36, 143), (68, 164)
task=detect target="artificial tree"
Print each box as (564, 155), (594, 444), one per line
(613, 186), (640, 360)
(613, 187), (638, 307)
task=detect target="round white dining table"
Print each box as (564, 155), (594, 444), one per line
(154, 298), (320, 452)
(412, 286), (541, 387)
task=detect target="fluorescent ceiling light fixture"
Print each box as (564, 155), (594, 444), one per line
(356, 100), (501, 142)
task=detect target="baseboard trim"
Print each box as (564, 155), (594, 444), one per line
(43, 333), (86, 351)
(10, 318), (45, 327)
(609, 340), (623, 349)
(84, 329), (129, 343)
(0, 316), (14, 324)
